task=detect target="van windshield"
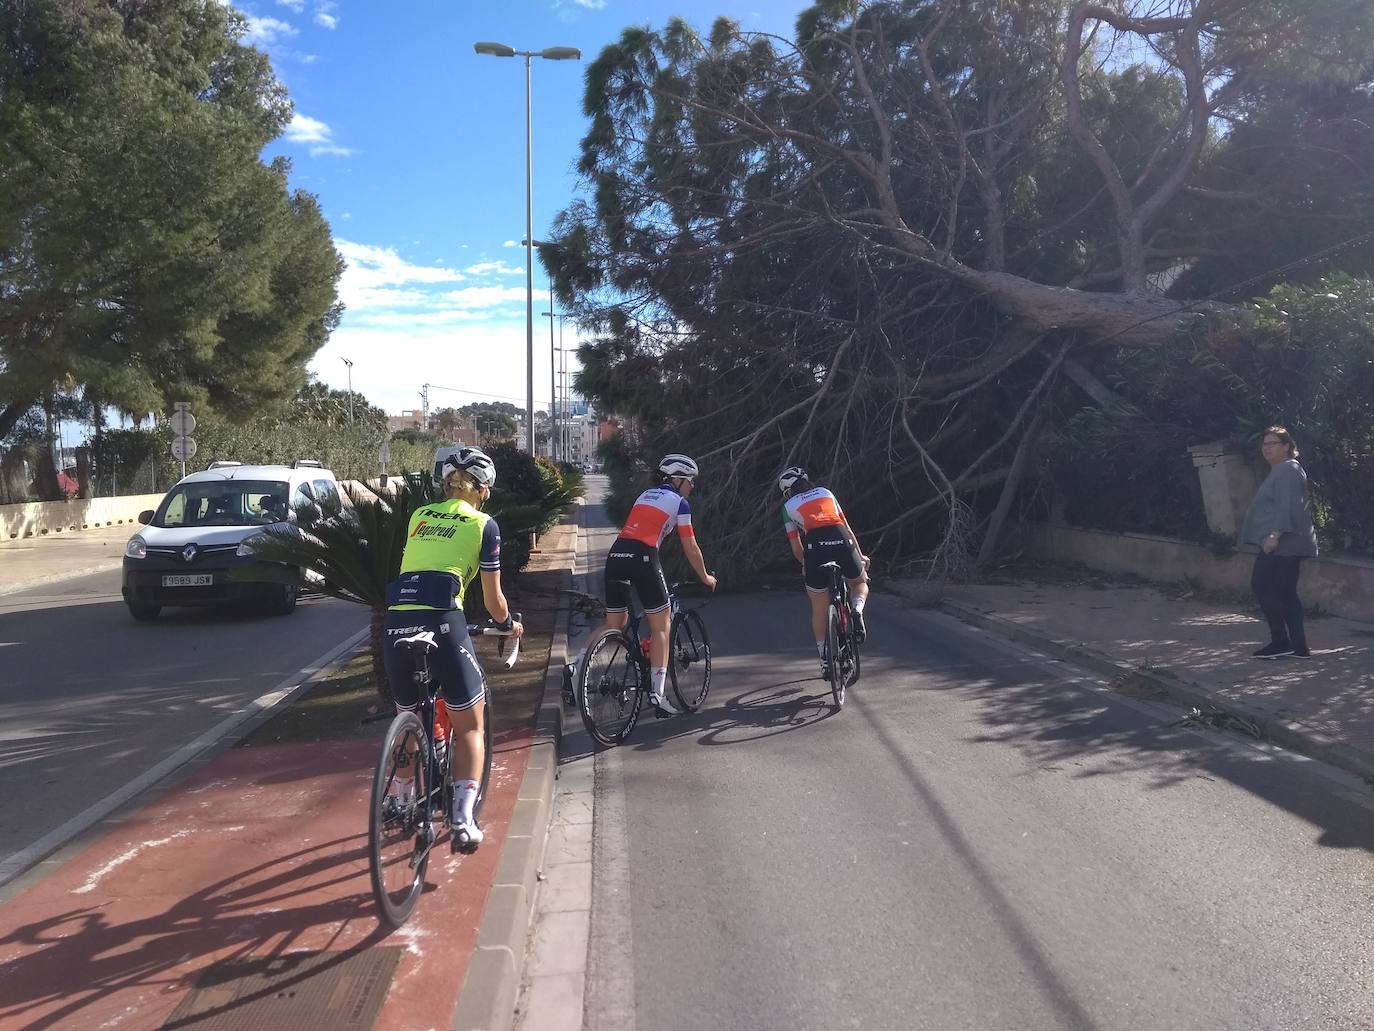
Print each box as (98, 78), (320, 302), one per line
(154, 481), (289, 528)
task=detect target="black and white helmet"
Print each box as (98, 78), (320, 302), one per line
(658, 453), (699, 481)
(441, 446), (497, 488)
(778, 466), (808, 495)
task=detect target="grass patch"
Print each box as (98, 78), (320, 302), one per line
(238, 652), (388, 746)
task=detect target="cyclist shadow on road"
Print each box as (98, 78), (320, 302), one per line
(621, 673), (841, 753)
(0, 833), (393, 1030)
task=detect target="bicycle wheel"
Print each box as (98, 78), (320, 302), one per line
(826, 605), (845, 709)
(579, 629), (644, 747)
(668, 609), (712, 712)
(369, 710), (431, 927)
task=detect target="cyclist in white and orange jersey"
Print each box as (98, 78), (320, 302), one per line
(565, 454), (717, 715)
(778, 467), (870, 676)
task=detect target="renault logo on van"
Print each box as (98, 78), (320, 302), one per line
(182, 544), (198, 563)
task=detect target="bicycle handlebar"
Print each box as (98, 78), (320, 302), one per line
(467, 612), (522, 669)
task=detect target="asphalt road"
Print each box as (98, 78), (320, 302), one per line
(572, 485), (1374, 1031)
(0, 569), (367, 867)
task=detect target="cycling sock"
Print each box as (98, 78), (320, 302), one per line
(816, 641), (827, 658)
(651, 667), (668, 698)
(454, 779), (480, 825)
(852, 596), (866, 613)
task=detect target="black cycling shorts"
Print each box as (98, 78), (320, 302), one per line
(802, 526), (864, 592)
(382, 609), (487, 712)
(603, 538), (670, 614)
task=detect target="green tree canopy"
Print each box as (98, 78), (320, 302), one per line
(0, 0), (343, 439)
(547, 0), (1374, 571)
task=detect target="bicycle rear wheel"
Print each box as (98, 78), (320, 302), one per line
(578, 630), (644, 747)
(369, 710), (431, 927)
(826, 606), (845, 709)
(668, 609), (712, 712)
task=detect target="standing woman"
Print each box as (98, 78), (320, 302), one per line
(1240, 426), (1318, 658)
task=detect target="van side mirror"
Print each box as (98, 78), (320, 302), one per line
(138, 510), (154, 525)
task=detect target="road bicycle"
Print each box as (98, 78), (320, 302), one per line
(576, 584), (711, 748)
(822, 561), (860, 709)
(367, 615), (521, 928)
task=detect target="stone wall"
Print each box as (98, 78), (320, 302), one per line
(0, 494), (163, 540)
(1025, 523), (1374, 623)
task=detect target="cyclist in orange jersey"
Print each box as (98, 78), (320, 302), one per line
(565, 454), (717, 715)
(777, 467), (870, 677)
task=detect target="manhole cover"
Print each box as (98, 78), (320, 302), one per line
(161, 948), (402, 1030)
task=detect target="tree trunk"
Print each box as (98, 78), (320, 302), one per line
(976, 404), (1050, 569)
(370, 607), (394, 706)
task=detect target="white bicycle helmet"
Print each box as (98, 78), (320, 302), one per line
(658, 453), (699, 481)
(778, 466), (808, 495)
(441, 446), (497, 488)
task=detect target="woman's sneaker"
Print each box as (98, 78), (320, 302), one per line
(1253, 642), (1294, 659)
(452, 820), (484, 853)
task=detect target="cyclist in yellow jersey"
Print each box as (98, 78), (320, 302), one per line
(383, 446), (523, 852)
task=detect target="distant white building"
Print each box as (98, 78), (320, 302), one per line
(564, 413), (600, 467)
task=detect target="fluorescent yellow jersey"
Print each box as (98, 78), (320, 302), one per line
(391, 498), (502, 610)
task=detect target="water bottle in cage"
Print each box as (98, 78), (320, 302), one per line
(434, 696), (451, 764)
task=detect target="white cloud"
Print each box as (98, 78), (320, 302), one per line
(574, 0), (608, 7)
(285, 113), (331, 143)
(276, 0), (305, 11)
(463, 260), (525, 277)
(301, 53), (318, 64)
(502, 240), (518, 248)
(312, 240), (572, 413)
(243, 15), (298, 46)
(315, 11), (338, 29)
(285, 114), (353, 158)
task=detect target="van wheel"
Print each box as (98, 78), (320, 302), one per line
(128, 601), (161, 622)
(269, 580), (298, 616)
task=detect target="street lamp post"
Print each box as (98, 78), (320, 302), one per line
(543, 284), (557, 461)
(341, 357), (355, 425)
(475, 41), (581, 454)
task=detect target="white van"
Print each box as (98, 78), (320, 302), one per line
(121, 460), (340, 621)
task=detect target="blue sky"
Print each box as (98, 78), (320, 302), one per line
(236, 0), (803, 417)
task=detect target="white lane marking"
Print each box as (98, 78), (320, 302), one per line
(71, 830), (193, 894)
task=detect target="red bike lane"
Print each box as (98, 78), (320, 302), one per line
(0, 727), (534, 1030)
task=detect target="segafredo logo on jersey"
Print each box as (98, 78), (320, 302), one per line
(410, 520), (459, 540)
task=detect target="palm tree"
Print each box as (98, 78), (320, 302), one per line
(238, 475), (443, 704)
(238, 451), (582, 704)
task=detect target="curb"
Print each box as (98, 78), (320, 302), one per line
(452, 521), (577, 1031)
(0, 625), (369, 893)
(936, 598), (1374, 785)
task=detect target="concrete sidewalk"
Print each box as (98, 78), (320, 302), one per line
(0, 523), (133, 595)
(894, 572), (1374, 784)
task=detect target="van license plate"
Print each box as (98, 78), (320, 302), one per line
(162, 574), (213, 587)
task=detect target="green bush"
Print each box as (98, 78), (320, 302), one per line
(1053, 275), (1374, 557)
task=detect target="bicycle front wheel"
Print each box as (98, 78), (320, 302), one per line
(369, 710), (431, 927)
(826, 606), (845, 709)
(669, 609), (712, 712)
(579, 630), (644, 747)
